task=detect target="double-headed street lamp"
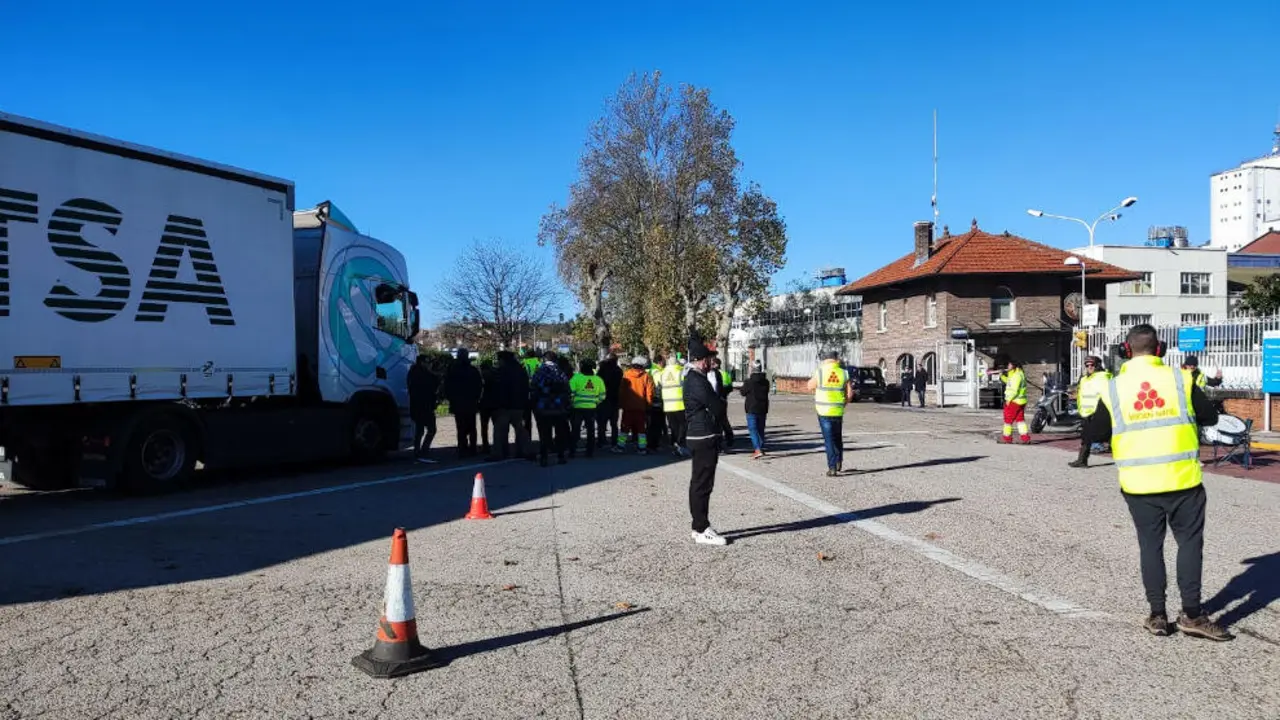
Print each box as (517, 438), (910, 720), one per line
(1026, 196), (1138, 247)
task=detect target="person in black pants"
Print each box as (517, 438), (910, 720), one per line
(530, 352), (572, 467)
(478, 358), (498, 456)
(913, 367), (927, 408)
(490, 351), (532, 461)
(900, 368), (914, 407)
(647, 357), (668, 451)
(684, 342), (727, 546)
(445, 348), (482, 458)
(407, 354), (440, 464)
(595, 354), (622, 450)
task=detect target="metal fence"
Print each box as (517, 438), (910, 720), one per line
(752, 341), (862, 378)
(1074, 315), (1280, 390)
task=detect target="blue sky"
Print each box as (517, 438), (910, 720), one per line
(4, 1), (1278, 324)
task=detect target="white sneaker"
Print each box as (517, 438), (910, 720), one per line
(691, 528), (728, 546)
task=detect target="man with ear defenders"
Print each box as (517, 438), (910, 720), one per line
(1084, 324), (1231, 641)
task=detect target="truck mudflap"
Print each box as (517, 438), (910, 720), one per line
(398, 407), (415, 452)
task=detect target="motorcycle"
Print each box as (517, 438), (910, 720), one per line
(1030, 377), (1081, 434)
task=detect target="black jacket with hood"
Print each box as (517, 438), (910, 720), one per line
(739, 372), (770, 415)
(683, 367), (724, 440)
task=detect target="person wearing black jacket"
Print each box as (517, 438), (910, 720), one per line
(407, 354), (440, 464)
(445, 348), (483, 458)
(478, 358), (498, 456)
(913, 367), (927, 408)
(684, 342), (728, 546)
(531, 352), (573, 467)
(739, 360), (770, 458)
(596, 354), (623, 450)
(491, 351), (532, 461)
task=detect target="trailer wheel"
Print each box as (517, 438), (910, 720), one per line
(122, 414), (197, 493)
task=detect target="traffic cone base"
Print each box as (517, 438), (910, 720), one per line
(465, 473), (494, 520)
(352, 529), (443, 679)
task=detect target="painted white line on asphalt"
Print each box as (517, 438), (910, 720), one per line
(720, 461), (1112, 621)
(0, 460), (512, 548)
(847, 430), (931, 436)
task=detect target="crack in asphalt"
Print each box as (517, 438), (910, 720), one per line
(549, 473), (586, 720)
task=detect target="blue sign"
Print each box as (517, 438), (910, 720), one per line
(1263, 333), (1280, 394)
(1178, 326), (1207, 352)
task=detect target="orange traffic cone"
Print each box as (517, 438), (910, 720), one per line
(464, 473), (494, 520)
(351, 528), (441, 679)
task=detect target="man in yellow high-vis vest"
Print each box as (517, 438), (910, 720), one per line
(568, 359), (605, 458)
(806, 350), (853, 476)
(1085, 324), (1231, 641)
(1068, 356), (1112, 468)
(660, 353), (689, 457)
(999, 359), (1029, 443)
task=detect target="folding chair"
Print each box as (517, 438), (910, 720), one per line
(1210, 417), (1252, 469)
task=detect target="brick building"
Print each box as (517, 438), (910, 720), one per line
(838, 220), (1139, 405)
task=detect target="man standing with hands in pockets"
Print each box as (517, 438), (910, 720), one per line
(683, 341), (728, 546)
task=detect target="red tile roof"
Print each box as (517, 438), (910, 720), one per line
(1236, 230), (1280, 255)
(838, 226), (1141, 294)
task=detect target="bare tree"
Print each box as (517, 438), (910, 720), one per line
(436, 239), (559, 349)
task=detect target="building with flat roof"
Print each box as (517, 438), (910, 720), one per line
(1071, 241), (1229, 327)
(1209, 125), (1280, 251)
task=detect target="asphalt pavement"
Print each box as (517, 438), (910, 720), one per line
(2, 396), (1277, 719)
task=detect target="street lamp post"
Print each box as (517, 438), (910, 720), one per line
(1064, 255), (1088, 381)
(803, 307), (816, 351)
(1026, 196), (1138, 247)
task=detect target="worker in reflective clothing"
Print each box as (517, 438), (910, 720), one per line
(1085, 324), (1231, 641)
(568, 359), (605, 458)
(659, 353), (689, 457)
(647, 356), (668, 452)
(520, 347), (541, 435)
(806, 350), (853, 476)
(1180, 355), (1223, 391)
(999, 359), (1029, 444)
(1069, 356), (1112, 468)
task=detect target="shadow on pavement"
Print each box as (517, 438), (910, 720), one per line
(432, 607), (651, 664)
(853, 456), (985, 474)
(491, 506), (559, 517)
(1203, 552), (1280, 629)
(722, 498), (961, 541)
(0, 451), (684, 606)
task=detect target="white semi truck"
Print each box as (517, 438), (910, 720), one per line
(0, 112), (420, 491)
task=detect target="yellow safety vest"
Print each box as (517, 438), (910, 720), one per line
(569, 373), (604, 410)
(1105, 356), (1202, 495)
(1076, 370), (1112, 418)
(522, 358), (541, 377)
(813, 361), (848, 417)
(1002, 368), (1027, 405)
(660, 363), (685, 412)
(1193, 371), (1208, 390)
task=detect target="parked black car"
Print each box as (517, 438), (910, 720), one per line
(849, 365), (895, 402)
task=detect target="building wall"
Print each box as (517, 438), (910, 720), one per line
(1210, 157), (1280, 251)
(1077, 245), (1230, 326)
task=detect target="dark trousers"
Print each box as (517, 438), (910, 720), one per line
(915, 388), (925, 407)
(535, 413), (570, 460)
(647, 406), (667, 449)
(492, 408), (530, 459)
(688, 436), (721, 532)
(1075, 435), (1092, 464)
(479, 409), (493, 451)
(413, 415), (437, 457)
(570, 408), (597, 457)
(523, 408), (533, 436)
(666, 411), (687, 449)
(818, 416), (844, 470)
(717, 406), (734, 446)
(1123, 484), (1207, 617)
(454, 410), (478, 457)
(596, 401), (619, 448)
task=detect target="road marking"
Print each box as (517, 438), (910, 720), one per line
(0, 460), (511, 548)
(847, 430), (931, 436)
(720, 461), (1112, 621)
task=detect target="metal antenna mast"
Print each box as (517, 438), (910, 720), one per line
(932, 110), (939, 236)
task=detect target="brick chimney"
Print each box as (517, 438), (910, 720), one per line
(913, 221), (935, 267)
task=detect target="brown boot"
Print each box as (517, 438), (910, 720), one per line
(1176, 614), (1234, 642)
(1143, 613), (1171, 636)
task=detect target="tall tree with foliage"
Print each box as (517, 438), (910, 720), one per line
(712, 183), (788, 353)
(1237, 274), (1280, 316)
(542, 71), (742, 357)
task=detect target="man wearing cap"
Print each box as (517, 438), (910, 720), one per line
(807, 350), (854, 476)
(1180, 356), (1223, 391)
(1069, 356), (1112, 468)
(616, 355), (656, 454)
(684, 342), (728, 546)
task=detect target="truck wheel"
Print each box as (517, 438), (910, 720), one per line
(122, 414), (197, 493)
(350, 405), (389, 464)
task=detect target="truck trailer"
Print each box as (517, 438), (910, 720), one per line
(0, 112), (420, 491)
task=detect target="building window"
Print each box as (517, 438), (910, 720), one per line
(1181, 313), (1210, 325)
(990, 286), (1016, 323)
(878, 302), (887, 331)
(1124, 272), (1154, 295)
(920, 352), (937, 384)
(901, 297), (909, 324)
(1180, 272), (1212, 296)
(926, 292), (937, 327)
(1119, 314), (1153, 327)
